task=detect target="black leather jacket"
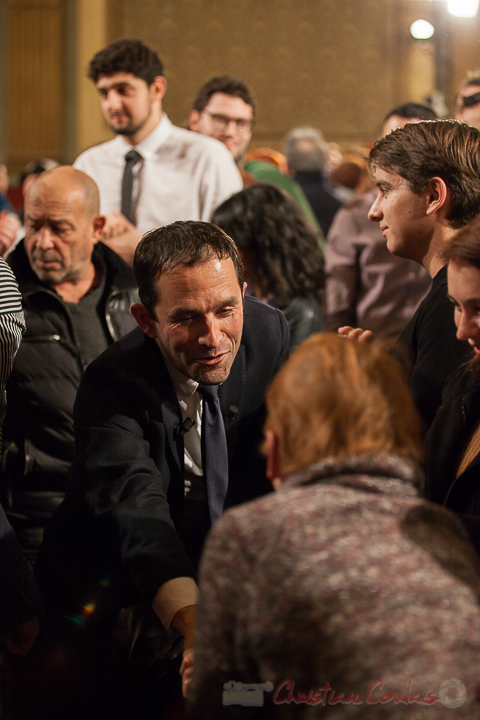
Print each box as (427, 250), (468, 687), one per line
(2, 241), (138, 493)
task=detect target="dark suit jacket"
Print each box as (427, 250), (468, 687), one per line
(36, 296), (289, 616)
(398, 265), (470, 429)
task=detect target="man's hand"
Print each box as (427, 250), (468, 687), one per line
(338, 325), (375, 344)
(180, 647), (194, 698)
(0, 211), (20, 257)
(171, 604), (196, 698)
(101, 212), (142, 265)
(2, 614), (39, 656)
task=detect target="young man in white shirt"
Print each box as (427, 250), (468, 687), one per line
(74, 40), (242, 264)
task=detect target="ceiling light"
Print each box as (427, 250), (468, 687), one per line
(447, 0), (479, 18)
(410, 19), (435, 39)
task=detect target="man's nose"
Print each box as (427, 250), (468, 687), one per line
(198, 317), (222, 347)
(223, 120), (238, 135)
(367, 191), (383, 222)
(36, 227), (55, 249)
(104, 90), (122, 111)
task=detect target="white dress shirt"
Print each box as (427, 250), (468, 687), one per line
(74, 114), (243, 235)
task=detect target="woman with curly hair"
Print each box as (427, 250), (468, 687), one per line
(212, 183), (325, 349)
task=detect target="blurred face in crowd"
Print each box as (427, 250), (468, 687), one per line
(95, 72), (166, 144)
(189, 93), (254, 161)
(455, 85), (480, 132)
(24, 168), (103, 287)
(381, 114), (424, 137)
(448, 261), (480, 354)
(368, 168), (432, 264)
(132, 257), (246, 384)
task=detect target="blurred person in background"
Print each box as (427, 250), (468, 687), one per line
(189, 75), (255, 171)
(454, 70), (480, 130)
(283, 126), (343, 237)
(212, 183), (325, 350)
(188, 333), (480, 719)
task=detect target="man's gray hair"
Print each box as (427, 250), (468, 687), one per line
(283, 127), (329, 174)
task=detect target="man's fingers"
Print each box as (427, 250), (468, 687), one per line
(337, 326), (375, 344)
(180, 647), (195, 698)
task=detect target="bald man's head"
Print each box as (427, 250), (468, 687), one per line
(26, 166), (100, 219)
(24, 165), (105, 287)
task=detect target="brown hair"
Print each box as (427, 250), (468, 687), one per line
(368, 120), (480, 229)
(443, 217), (480, 269)
(133, 220), (243, 320)
(192, 75), (255, 114)
(265, 334), (422, 478)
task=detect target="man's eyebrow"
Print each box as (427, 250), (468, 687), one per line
(376, 179), (392, 189)
(98, 82), (133, 92)
(25, 214), (74, 227)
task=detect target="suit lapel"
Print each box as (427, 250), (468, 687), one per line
(135, 333), (184, 476)
(219, 344), (245, 429)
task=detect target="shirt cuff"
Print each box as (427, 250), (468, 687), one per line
(153, 576), (199, 630)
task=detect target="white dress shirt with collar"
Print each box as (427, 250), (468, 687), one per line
(73, 113), (243, 235)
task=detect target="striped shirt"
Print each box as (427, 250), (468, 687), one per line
(0, 258), (25, 448)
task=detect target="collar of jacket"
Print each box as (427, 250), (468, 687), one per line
(282, 452), (422, 498)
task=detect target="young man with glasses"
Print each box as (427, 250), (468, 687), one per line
(189, 76), (255, 164)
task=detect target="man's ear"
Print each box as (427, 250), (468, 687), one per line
(131, 303), (157, 338)
(242, 281), (247, 299)
(189, 109), (200, 131)
(92, 215), (106, 244)
(425, 177), (449, 217)
(266, 429), (282, 489)
(150, 76), (167, 103)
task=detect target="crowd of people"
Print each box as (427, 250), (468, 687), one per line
(0, 36), (480, 719)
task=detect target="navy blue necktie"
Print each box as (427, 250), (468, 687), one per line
(198, 384), (229, 525)
(121, 149), (142, 224)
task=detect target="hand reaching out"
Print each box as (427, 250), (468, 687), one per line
(337, 325), (375, 344)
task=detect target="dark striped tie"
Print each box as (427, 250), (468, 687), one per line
(121, 149), (142, 224)
(198, 384), (229, 525)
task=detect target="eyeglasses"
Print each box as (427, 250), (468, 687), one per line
(201, 111), (254, 135)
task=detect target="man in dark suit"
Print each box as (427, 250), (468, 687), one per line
(37, 221), (289, 709)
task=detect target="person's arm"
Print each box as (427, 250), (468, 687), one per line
(324, 207), (360, 331)
(0, 258), (25, 437)
(0, 212), (21, 258)
(72, 356), (196, 603)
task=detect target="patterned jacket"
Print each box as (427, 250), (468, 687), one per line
(189, 453), (480, 719)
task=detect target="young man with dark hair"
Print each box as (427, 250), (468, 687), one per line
(325, 104), (434, 342)
(189, 75), (255, 163)
(340, 120), (480, 427)
(74, 41), (242, 264)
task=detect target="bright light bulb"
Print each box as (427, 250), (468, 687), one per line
(448, 0), (479, 18)
(410, 19), (435, 39)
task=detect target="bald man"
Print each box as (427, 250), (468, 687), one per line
(2, 166), (138, 561)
